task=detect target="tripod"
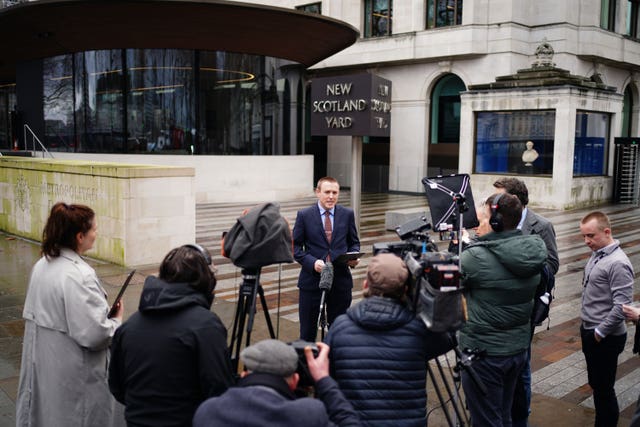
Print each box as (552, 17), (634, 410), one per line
(229, 268), (276, 371)
(427, 334), (487, 427)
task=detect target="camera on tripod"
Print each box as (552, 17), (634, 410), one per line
(373, 215), (465, 334)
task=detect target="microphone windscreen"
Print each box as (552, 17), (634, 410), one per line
(319, 262), (334, 291)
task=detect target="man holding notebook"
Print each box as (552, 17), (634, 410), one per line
(293, 177), (361, 342)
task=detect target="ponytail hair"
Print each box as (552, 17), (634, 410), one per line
(42, 202), (95, 258)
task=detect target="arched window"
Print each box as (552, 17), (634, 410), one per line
(428, 74), (465, 175)
(430, 74), (465, 144)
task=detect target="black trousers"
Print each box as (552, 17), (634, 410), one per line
(298, 286), (352, 342)
(581, 326), (626, 427)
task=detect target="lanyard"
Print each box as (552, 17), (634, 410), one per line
(582, 250), (609, 288)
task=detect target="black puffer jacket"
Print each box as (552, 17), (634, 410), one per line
(325, 296), (452, 427)
(109, 276), (235, 427)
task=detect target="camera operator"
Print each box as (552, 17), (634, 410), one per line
(193, 339), (360, 427)
(108, 244), (235, 426)
(325, 253), (453, 426)
(492, 177), (559, 427)
(458, 193), (547, 427)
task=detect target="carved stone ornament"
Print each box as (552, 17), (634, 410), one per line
(532, 38), (555, 69)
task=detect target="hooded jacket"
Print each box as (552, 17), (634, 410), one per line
(459, 229), (547, 356)
(109, 276), (235, 427)
(325, 296), (453, 427)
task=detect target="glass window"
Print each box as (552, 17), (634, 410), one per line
(601, 0), (616, 31)
(127, 49), (195, 154)
(627, 0), (640, 37)
(296, 2), (321, 14)
(431, 74), (465, 143)
(75, 50), (124, 153)
(474, 110), (555, 175)
(427, 0), (463, 29)
(43, 55), (76, 152)
(364, 0), (392, 38)
(574, 111), (609, 176)
(199, 52), (265, 154)
(0, 84), (16, 150)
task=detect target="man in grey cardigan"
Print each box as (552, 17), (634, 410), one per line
(580, 211), (634, 427)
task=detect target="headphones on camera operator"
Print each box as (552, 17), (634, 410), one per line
(184, 243), (212, 265)
(489, 193), (504, 232)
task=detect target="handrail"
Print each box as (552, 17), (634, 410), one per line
(23, 124), (54, 158)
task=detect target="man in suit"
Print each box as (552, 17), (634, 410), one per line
(293, 177), (360, 342)
(493, 177), (559, 427)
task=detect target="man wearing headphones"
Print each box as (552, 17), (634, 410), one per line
(459, 193), (547, 427)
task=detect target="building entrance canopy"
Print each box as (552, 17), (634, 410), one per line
(0, 0), (359, 84)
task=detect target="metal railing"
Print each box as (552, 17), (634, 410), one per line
(24, 124), (54, 158)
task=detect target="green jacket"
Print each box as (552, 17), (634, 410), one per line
(459, 229), (547, 356)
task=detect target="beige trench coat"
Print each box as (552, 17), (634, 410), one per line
(16, 248), (122, 427)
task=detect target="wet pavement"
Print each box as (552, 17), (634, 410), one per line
(1, 194), (640, 426)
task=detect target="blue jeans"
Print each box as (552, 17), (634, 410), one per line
(462, 350), (527, 427)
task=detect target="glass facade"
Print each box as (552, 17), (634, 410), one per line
(39, 48), (293, 155)
(475, 110), (555, 175)
(574, 111), (609, 176)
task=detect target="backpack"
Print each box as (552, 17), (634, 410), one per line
(531, 264), (555, 327)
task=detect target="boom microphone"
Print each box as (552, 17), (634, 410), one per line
(319, 262), (334, 291)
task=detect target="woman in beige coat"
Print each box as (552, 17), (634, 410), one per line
(16, 202), (124, 426)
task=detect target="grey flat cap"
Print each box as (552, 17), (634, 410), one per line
(240, 339), (299, 377)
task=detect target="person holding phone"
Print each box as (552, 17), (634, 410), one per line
(16, 202), (124, 427)
(108, 244), (235, 426)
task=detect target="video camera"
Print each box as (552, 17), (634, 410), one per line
(373, 215), (464, 333)
(373, 174), (479, 333)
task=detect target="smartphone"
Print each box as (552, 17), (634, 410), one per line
(108, 269), (136, 318)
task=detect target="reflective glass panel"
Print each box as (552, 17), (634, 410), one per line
(43, 55), (75, 151)
(126, 49), (195, 154)
(475, 110), (555, 175)
(574, 111), (609, 176)
(75, 50), (124, 153)
(199, 52), (265, 154)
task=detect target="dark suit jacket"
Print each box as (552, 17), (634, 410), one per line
(293, 204), (360, 291)
(521, 208), (559, 275)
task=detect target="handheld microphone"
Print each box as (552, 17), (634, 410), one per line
(319, 262), (334, 291)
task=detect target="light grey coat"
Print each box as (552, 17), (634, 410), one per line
(16, 248), (121, 427)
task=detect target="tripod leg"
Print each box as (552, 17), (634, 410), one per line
(435, 357), (469, 425)
(257, 285), (276, 339)
(244, 279), (259, 347)
(428, 363), (456, 427)
(230, 293), (249, 372)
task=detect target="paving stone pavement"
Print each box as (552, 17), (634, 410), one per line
(1, 193), (640, 426)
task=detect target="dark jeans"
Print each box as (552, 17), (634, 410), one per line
(511, 347), (532, 427)
(462, 350), (527, 427)
(580, 326), (626, 427)
(299, 287), (352, 342)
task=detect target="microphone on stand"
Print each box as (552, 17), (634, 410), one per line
(319, 262), (334, 291)
(317, 262), (334, 336)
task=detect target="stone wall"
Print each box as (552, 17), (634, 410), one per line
(0, 156), (195, 266)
